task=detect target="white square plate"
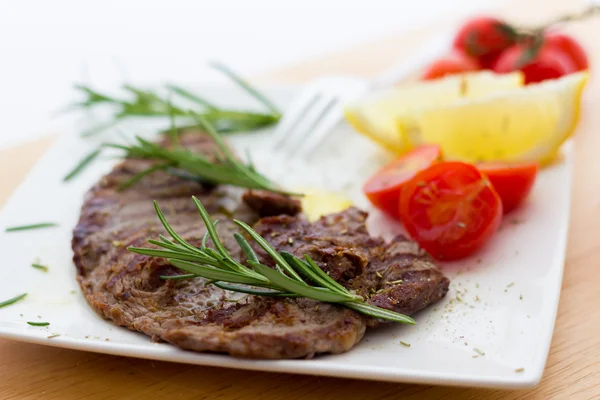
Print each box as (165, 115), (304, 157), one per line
(0, 85), (572, 388)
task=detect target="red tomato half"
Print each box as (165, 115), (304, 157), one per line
(421, 50), (480, 81)
(478, 162), (538, 213)
(399, 162), (502, 260)
(363, 145), (441, 218)
(493, 43), (577, 84)
(452, 16), (516, 68)
(544, 32), (589, 71)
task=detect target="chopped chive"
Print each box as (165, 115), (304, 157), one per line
(63, 148), (103, 181)
(27, 321), (50, 326)
(5, 223), (58, 232)
(0, 293), (27, 308)
(31, 263), (49, 272)
(400, 341), (411, 347)
(515, 368), (525, 373)
(47, 334), (61, 339)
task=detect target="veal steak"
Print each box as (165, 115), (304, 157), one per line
(73, 132), (449, 359)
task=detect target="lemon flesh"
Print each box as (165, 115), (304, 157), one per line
(403, 71), (588, 163)
(344, 71), (524, 153)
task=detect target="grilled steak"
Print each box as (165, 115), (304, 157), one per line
(73, 132), (449, 359)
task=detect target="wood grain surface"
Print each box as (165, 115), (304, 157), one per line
(2, 0), (600, 398)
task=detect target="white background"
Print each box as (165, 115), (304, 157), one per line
(0, 0), (500, 149)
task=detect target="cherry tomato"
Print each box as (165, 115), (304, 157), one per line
(478, 162), (538, 213)
(363, 145), (441, 218)
(399, 162), (502, 260)
(492, 43), (577, 84)
(421, 50), (480, 81)
(544, 32), (589, 71)
(453, 16), (516, 68)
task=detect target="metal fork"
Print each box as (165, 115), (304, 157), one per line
(269, 33), (451, 158)
(269, 76), (368, 157)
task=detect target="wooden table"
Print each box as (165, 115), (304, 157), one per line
(2, 0), (600, 398)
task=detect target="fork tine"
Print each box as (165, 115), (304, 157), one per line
(296, 100), (343, 157)
(270, 87), (321, 150)
(278, 94), (338, 153)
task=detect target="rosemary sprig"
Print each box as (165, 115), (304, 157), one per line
(128, 197), (416, 325)
(105, 115), (295, 195)
(71, 63), (281, 138)
(0, 293), (27, 309)
(5, 223), (58, 232)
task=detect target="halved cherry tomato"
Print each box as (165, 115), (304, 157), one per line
(492, 43), (577, 84)
(544, 32), (589, 71)
(452, 16), (516, 68)
(399, 162), (502, 260)
(421, 50), (481, 81)
(363, 145), (441, 218)
(478, 162), (538, 213)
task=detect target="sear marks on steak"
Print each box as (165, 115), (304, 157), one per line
(73, 131), (449, 359)
(252, 209), (450, 328)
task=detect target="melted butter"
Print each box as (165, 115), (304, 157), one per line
(297, 187), (353, 222)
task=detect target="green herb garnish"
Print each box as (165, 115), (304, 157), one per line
(70, 63), (280, 138)
(27, 321), (50, 326)
(400, 341), (411, 347)
(31, 263), (49, 272)
(128, 197), (415, 325)
(5, 223), (58, 232)
(0, 293), (27, 309)
(105, 115), (295, 194)
(209, 62), (281, 116)
(63, 148), (103, 182)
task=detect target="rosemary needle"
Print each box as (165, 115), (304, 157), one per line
(63, 148), (103, 181)
(31, 263), (49, 272)
(209, 62), (281, 116)
(27, 321), (50, 327)
(5, 223), (58, 232)
(166, 84), (218, 111)
(0, 293), (27, 309)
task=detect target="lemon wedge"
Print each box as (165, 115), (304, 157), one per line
(402, 71), (589, 164)
(344, 71), (524, 153)
(298, 188), (353, 221)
